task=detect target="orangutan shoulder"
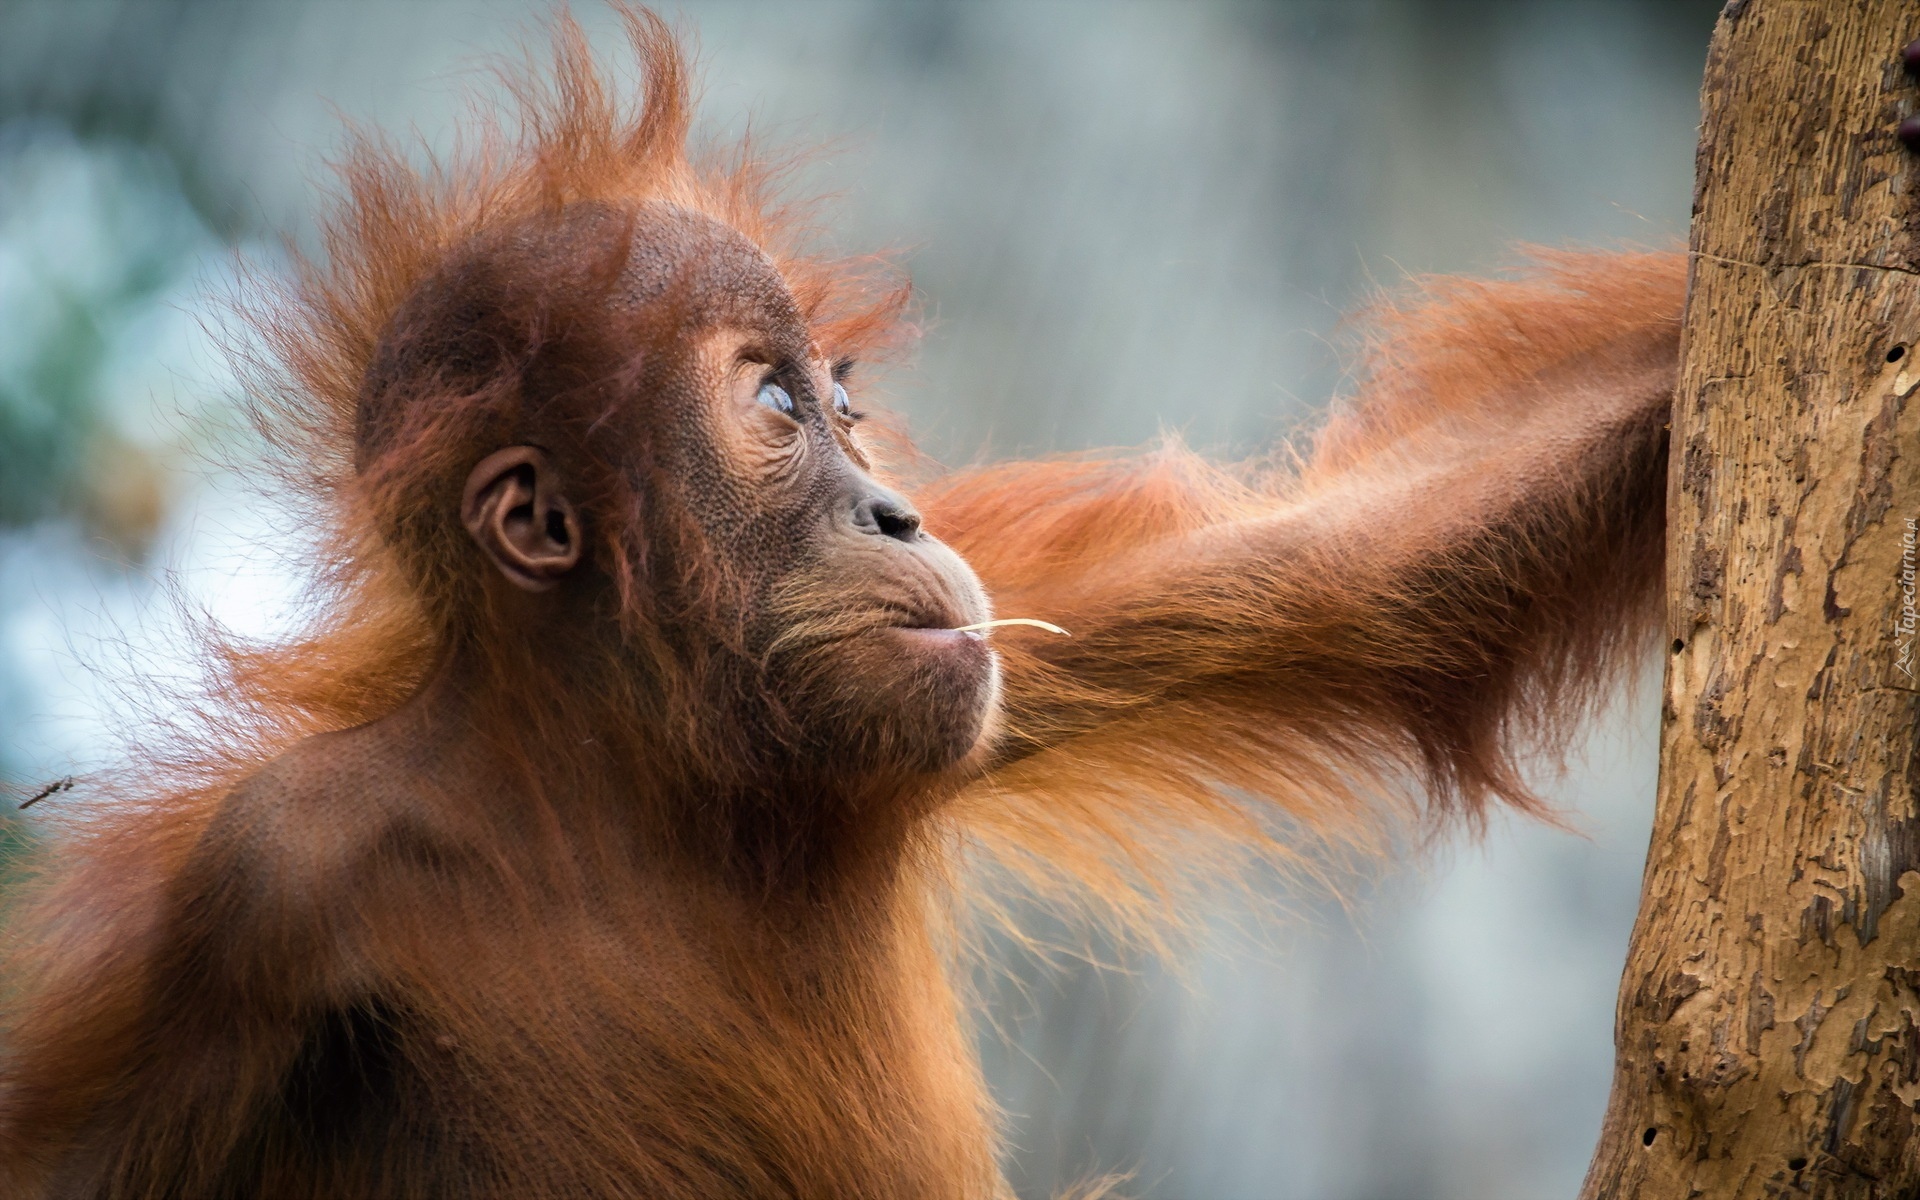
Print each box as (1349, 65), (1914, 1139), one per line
(200, 725), (463, 918)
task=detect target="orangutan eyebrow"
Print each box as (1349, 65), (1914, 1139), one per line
(734, 344), (778, 371)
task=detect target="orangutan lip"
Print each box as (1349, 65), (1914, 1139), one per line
(888, 608), (967, 632)
(895, 626), (985, 642)
(884, 617), (991, 647)
(891, 623), (982, 640)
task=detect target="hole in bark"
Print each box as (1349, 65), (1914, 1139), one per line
(1889, 344), (1907, 362)
(1642, 1126), (1657, 1146)
(1788, 1156), (1809, 1171)
(1671, 639), (1685, 655)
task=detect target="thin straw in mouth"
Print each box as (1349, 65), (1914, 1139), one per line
(948, 618), (1070, 637)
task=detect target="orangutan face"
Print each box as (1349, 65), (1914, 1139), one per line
(458, 204), (1000, 783)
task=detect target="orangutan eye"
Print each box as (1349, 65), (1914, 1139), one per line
(756, 381), (794, 416)
(831, 382), (853, 417)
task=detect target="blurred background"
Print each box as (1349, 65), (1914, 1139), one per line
(0, 1), (1718, 1196)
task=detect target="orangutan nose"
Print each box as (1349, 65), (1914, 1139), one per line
(851, 489), (922, 543)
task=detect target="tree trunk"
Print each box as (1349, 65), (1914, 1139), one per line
(1581, 2), (1920, 1196)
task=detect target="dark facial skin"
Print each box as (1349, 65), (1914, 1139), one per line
(458, 202), (999, 793)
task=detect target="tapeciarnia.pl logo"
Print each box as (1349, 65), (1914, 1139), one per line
(1898, 516), (1917, 680)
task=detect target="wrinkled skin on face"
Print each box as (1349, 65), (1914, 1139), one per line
(453, 202), (1000, 787)
(639, 211), (997, 779)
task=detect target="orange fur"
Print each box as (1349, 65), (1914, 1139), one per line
(0, 8), (1684, 1197)
(934, 249), (1683, 937)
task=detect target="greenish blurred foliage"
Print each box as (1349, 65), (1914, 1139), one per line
(0, 126), (217, 559)
(0, 125), (225, 847)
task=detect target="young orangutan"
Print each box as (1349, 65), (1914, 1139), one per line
(0, 8), (1683, 1199)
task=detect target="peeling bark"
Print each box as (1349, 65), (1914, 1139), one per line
(1581, 3), (1920, 1196)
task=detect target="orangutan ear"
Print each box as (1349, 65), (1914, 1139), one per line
(460, 446), (582, 592)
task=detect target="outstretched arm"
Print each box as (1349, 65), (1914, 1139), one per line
(917, 251), (1683, 857)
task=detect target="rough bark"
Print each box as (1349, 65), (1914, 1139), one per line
(1581, 3), (1920, 1196)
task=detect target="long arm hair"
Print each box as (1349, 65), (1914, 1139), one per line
(925, 251), (1683, 933)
